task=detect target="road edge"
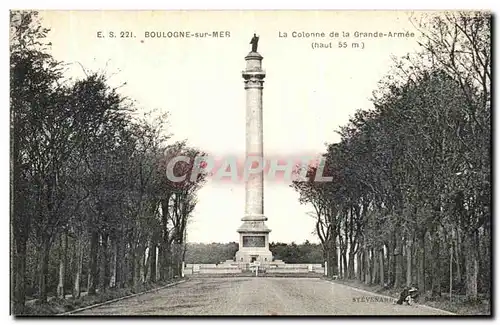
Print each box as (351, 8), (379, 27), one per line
(57, 279), (187, 316)
(324, 279), (457, 315)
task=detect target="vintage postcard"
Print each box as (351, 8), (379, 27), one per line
(10, 10), (491, 316)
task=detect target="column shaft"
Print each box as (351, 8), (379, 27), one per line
(245, 87), (264, 217)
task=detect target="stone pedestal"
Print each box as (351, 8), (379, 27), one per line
(235, 51), (272, 267)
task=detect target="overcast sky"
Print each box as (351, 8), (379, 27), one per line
(40, 10), (423, 244)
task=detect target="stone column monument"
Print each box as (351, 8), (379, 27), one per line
(235, 35), (273, 268)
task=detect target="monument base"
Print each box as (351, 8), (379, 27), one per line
(235, 249), (273, 268)
(235, 223), (273, 268)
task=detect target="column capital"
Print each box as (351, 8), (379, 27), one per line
(242, 70), (266, 89)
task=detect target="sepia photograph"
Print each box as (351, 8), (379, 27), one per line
(9, 9), (491, 316)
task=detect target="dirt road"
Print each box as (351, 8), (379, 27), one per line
(74, 277), (453, 315)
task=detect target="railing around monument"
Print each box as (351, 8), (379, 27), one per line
(183, 261), (326, 276)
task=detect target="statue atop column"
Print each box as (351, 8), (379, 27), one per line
(250, 33), (259, 52)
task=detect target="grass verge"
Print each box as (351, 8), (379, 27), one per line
(18, 279), (183, 316)
(327, 278), (490, 316)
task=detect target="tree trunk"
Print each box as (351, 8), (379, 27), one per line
(57, 231), (68, 298)
(11, 228), (16, 314)
(12, 120), (30, 314)
(417, 229), (426, 292)
(149, 242), (157, 283)
(455, 228), (462, 285)
(73, 236), (83, 298)
(372, 248), (377, 284)
(88, 230), (99, 295)
(364, 243), (371, 284)
(138, 245), (146, 283)
(342, 250), (347, 279)
(13, 237), (27, 314)
(394, 233), (403, 289)
(356, 251), (362, 280)
(465, 230), (478, 301)
(431, 228), (442, 297)
(38, 238), (50, 303)
(32, 249), (39, 298)
(406, 237), (412, 286)
(379, 247), (384, 286)
(87, 266), (91, 293)
(386, 240), (393, 286)
(110, 237), (117, 288)
(325, 249), (332, 277)
(175, 242), (182, 278)
(338, 227), (345, 279)
(134, 245), (142, 286)
(339, 253), (343, 278)
(164, 239), (173, 280)
(159, 243), (167, 281)
(144, 246), (151, 283)
(347, 251), (355, 279)
(160, 197), (171, 281)
(67, 240), (74, 294)
(449, 244), (453, 301)
(129, 238), (136, 287)
(115, 229), (126, 288)
(100, 232), (110, 292)
(331, 231), (338, 276)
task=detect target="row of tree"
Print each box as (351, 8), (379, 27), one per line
(270, 241), (323, 264)
(10, 11), (206, 314)
(183, 241), (323, 264)
(292, 12), (490, 301)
